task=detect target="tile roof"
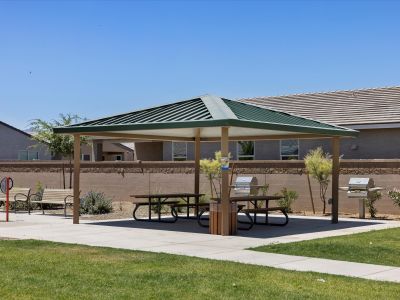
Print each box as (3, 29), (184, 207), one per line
(240, 86), (400, 126)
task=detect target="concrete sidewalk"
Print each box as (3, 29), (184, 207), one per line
(0, 213), (399, 283)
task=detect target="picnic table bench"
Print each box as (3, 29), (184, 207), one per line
(203, 196), (289, 230)
(230, 196), (289, 229)
(131, 193), (204, 223)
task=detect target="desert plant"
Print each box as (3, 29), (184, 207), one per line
(365, 191), (381, 218)
(259, 184), (269, 196)
(388, 188), (400, 208)
(80, 191), (113, 215)
(304, 147), (332, 214)
(277, 187), (298, 213)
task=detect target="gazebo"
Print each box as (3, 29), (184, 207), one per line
(54, 95), (358, 235)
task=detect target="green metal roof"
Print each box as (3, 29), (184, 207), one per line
(53, 95), (358, 138)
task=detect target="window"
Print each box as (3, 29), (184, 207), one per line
(115, 155), (122, 161)
(81, 154), (91, 161)
(18, 150), (39, 160)
(237, 141), (255, 160)
(172, 142), (187, 161)
(280, 139), (299, 160)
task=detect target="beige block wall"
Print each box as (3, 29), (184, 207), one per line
(2, 171), (400, 216)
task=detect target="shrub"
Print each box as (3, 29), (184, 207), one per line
(277, 188), (298, 213)
(80, 191), (113, 215)
(304, 147), (332, 214)
(365, 191), (381, 218)
(388, 188), (400, 208)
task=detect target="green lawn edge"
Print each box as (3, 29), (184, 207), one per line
(250, 227), (400, 267)
(0, 239), (398, 299)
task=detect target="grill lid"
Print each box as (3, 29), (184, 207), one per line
(348, 178), (374, 190)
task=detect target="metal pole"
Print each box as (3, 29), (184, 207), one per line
(6, 177), (9, 222)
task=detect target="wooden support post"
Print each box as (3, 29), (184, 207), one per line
(73, 134), (81, 224)
(220, 127), (230, 235)
(194, 129), (201, 216)
(331, 137), (340, 224)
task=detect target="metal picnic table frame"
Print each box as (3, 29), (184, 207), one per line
(229, 195), (285, 225)
(131, 193), (204, 223)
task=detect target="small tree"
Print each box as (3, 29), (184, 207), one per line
(200, 151), (222, 198)
(30, 114), (87, 188)
(304, 147), (332, 215)
(200, 151), (231, 198)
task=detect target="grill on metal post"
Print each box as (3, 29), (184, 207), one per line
(340, 178), (383, 218)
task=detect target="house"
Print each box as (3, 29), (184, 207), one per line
(150, 86), (400, 161)
(0, 121), (51, 160)
(85, 140), (135, 161)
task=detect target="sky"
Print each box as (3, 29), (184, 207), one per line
(1, 0), (400, 129)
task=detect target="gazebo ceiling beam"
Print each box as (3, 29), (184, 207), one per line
(78, 132), (195, 142)
(72, 131), (351, 142)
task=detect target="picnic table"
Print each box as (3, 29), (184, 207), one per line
(131, 193), (204, 223)
(209, 195), (288, 229)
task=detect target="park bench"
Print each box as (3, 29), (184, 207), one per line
(29, 189), (74, 217)
(0, 187), (31, 213)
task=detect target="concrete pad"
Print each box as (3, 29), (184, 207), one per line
(363, 268), (400, 283)
(277, 257), (396, 277)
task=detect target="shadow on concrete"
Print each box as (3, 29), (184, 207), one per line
(88, 215), (381, 239)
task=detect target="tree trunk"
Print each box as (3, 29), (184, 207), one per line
(62, 163), (66, 189)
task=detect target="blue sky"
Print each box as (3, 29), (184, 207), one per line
(1, 0), (400, 129)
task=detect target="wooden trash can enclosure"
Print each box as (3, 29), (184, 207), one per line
(209, 201), (237, 235)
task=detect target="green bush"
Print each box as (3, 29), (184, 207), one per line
(388, 188), (400, 208)
(277, 188), (298, 213)
(80, 191), (113, 215)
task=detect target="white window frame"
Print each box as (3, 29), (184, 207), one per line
(18, 150), (39, 161)
(280, 139), (299, 160)
(172, 142), (188, 161)
(237, 141), (255, 160)
(115, 154), (123, 161)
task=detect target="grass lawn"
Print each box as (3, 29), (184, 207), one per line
(0, 240), (398, 299)
(251, 227), (400, 267)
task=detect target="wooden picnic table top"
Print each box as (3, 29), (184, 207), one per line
(211, 195), (284, 202)
(131, 193), (204, 199)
